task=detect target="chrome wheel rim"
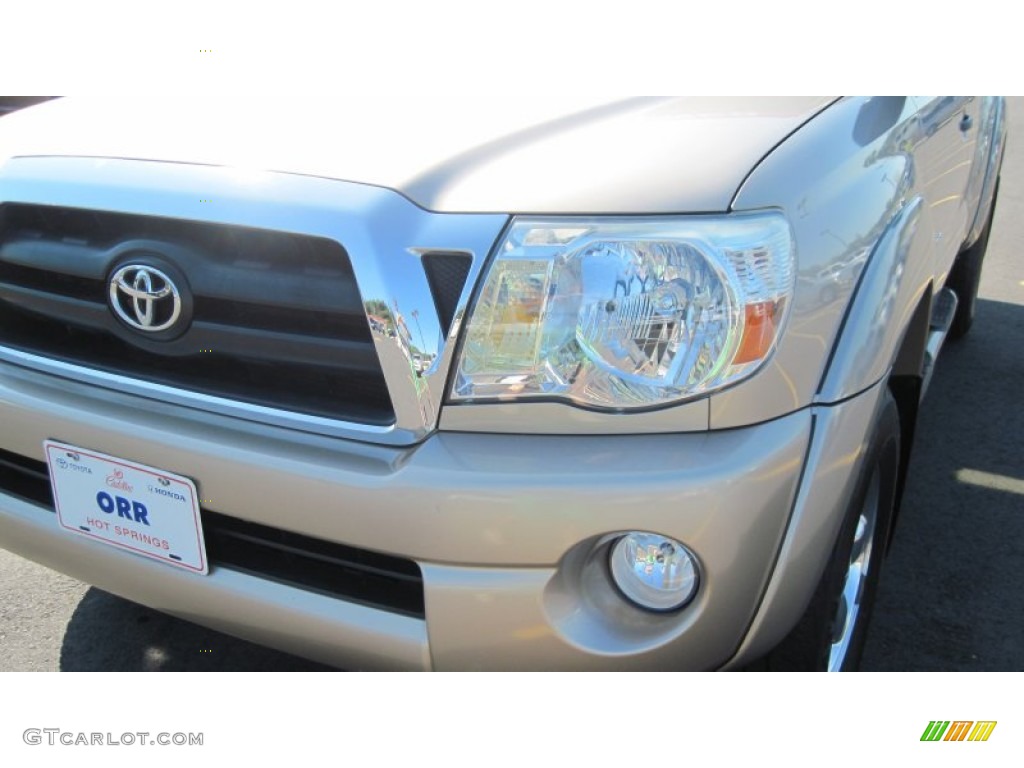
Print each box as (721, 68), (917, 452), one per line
(827, 467), (880, 671)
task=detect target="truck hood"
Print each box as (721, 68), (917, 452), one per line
(0, 95), (834, 214)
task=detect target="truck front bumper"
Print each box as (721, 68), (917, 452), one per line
(0, 362), (888, 670)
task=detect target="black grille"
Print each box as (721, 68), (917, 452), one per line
(422, 252), (472, 335)
(0, 447), (425, 618)
(0, 204), (393, 425)
(203, 511), (423, 617)
(0, 447), (50, 505)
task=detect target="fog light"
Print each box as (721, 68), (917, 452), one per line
(609, 532), (699, 612)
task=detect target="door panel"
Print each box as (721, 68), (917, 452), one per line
(912, 96), (975, 275)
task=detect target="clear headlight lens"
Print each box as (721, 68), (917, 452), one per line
(610, 532), (699, 612)
(452, 212), (794, 408)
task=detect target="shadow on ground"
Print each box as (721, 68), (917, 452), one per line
(59, 589), (334, 671)
(862, 298), (1024, 670)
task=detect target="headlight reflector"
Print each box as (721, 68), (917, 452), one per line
(452, 213), (794, 408)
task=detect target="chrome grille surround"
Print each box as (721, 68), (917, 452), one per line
(0, 156), (508, 446)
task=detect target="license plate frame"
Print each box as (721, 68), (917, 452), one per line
(44, 440), (208, 574)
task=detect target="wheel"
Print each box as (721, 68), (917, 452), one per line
(760, 389), (900, 671)
(947, 180), (998, 340)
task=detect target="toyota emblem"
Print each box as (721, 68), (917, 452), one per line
(108, 265), (183, 333)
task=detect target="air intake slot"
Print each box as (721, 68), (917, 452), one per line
(422, 252), (472, 335)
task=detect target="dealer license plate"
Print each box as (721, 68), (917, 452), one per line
(44, 440), (208, 574)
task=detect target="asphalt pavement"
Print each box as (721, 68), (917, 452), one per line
(0, 99), (1021, 672)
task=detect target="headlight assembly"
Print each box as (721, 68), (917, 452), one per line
(451, 212), (795, 409)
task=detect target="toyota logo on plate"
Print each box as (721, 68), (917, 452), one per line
(108, 265), (183, 333)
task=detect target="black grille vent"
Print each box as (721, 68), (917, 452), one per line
(204, 511), (424, 617)
(422, 252), (472, 335)
(0, 447), (51, 506)
(0, 204), (393, 425)
(0, 447), (424, 618)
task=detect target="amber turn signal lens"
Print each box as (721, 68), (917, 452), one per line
(734, 300), (782, 365)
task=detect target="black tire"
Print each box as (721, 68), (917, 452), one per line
(948, 180), (998, 340)
(759, 389), (900, 671)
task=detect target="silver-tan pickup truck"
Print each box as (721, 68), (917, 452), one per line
(0, 96), (1006, 670)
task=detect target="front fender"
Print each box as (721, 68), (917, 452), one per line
(716, 97), (920, 427)
(816, 195), (937, 402)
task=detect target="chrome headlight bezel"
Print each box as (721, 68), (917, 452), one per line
(449, 211), (796, 411)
